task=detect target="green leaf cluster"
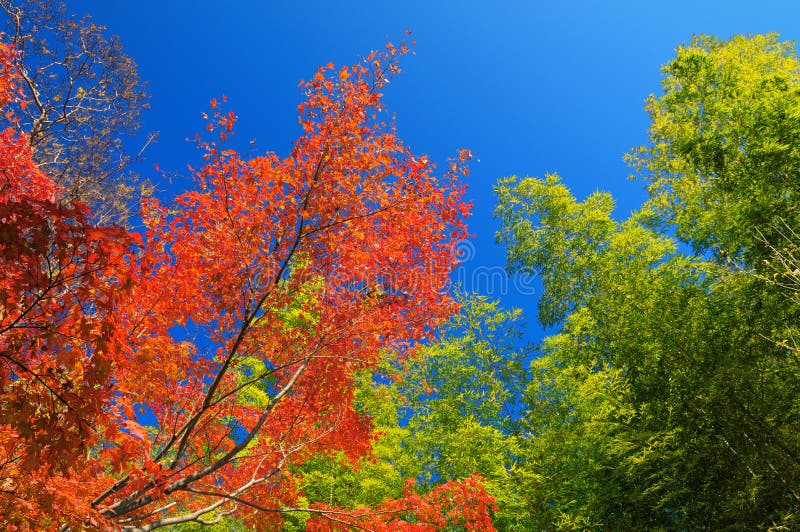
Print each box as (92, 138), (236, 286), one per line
(286, 295), (535, 529)
(494, 33), (800, 529)
(628, 33), (800, 265)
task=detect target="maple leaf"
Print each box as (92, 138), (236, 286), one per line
(0, 35), (488, 530)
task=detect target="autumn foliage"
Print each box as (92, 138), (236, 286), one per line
(0, 36), (494, 530)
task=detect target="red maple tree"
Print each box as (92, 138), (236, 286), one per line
(1, 37), (495, 530)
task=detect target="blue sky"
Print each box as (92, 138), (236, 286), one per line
(80, 0), (800, 335)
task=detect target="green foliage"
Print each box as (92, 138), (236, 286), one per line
(397, 295), (528, 437)
(497, 170), (800, 526)
(165, 517), (251, 532)
(388, 295), (532, 528)
(287, 295), (535, 529)
(628, 33), (800, 266)
(270, 255), (325, 336)
(492, 34), (800, 529)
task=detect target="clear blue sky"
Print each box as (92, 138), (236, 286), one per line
(80, 0), (800, 336)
